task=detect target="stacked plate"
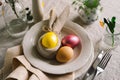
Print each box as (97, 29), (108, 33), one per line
(22, 20), (94, 78)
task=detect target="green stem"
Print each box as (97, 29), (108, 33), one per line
(112, 34), (114, 47)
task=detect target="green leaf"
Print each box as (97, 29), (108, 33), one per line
(84, 0), (100, 8)
(104, 17), (116, 34)
(72, 1), (76, 5)
(108, 21), (114, 33)
(111, 16), (116, 28)
(78, 6), (83, 10)
(104, 18), (109, 25)
(111, 16), (116, 23)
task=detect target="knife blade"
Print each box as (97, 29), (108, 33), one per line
(83, 50), (104, 80)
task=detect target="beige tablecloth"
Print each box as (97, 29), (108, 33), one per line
(0, 0), (120, 80)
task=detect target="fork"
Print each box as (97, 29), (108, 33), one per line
(91, 49), (112, 80)
(82, 49), (111, 80)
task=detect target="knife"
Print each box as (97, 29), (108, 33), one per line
(82, 50), (104, 80)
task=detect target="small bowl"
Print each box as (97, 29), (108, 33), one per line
(37, 33), (61, 59)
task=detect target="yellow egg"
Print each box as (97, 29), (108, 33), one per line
(41, 32), (58, 48)
(56, 46), (74, 63)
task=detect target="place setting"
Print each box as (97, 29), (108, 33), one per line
(0, 0), (95, 79)
(22, 5), (94, 79)
(0, 0), (120, 80)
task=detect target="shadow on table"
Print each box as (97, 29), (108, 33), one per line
(71, 16), (92, 29)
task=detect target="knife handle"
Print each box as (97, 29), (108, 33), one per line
(82, 73), (90, 80)
(83, 72), (96, 80)
(82, 69), (96, 80)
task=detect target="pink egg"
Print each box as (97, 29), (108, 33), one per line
(62, 34), (80, 48)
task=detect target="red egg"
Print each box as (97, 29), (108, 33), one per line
(62, 34), (80, 48)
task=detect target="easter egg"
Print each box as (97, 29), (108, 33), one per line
(62, 34), (80, 48)
(41, 32), (58, 48)
(56, 46), (74, 63)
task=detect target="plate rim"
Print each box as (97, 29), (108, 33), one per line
(75, 43), (94, 78)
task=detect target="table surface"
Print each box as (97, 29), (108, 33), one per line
(0, 0), (120, 80)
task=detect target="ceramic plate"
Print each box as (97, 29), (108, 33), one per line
(75, 44), (94, 78)
(22, 20), (94, 74)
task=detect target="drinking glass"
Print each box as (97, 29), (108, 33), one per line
(2, 0), (29, 38)
(101, 23), (120, 49)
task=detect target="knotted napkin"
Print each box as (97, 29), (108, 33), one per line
(0, 45), (74, 80)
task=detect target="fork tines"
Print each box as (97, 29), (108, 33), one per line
(98, 49), (112, 69)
